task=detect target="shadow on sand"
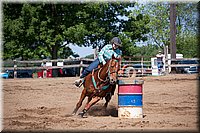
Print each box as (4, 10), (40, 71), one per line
(87, 105), (118, 117)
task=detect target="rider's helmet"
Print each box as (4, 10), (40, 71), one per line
(110, 37), (122, 47)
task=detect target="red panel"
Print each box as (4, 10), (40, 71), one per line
(118, 84), (142, 94)
(37, 72), (43, 78)
(46, 69), (52, 78)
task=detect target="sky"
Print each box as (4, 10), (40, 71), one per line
(69, 44), (94, 57)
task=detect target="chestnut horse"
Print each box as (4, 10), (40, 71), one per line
(72, 56), (120, 117)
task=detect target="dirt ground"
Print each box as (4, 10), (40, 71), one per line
(2, 74), (199, 132)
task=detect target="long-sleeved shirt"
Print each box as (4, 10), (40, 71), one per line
(156, 53), (164, 63)
(98, 44), (122, 65)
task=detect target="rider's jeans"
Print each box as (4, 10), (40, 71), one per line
(157, 62), (163, 70)
(80, 58), (100, 78)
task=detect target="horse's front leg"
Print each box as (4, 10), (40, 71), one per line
(72, 88), (86, 115)
(79, 96), (101, 117)
(103, 85), (115, 109)
(103, 92), (112, 110)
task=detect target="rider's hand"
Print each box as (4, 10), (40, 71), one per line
(103, 61), (106, 65)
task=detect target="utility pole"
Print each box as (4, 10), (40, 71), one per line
(170, 3), (177, 73)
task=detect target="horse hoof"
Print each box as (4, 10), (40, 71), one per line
(78, 112), (84, 116)
(78, 112), (87, 118)
(71, 113), (76, 116)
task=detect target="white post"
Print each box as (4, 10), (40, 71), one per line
(43, 59), (47, 78)
(80, 60), (83, 76)
(141, 56), (144, 76)
(14, 60), (17, 79)
(165, 45), (169, 74)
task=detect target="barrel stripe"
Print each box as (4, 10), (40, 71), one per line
(118, 84), (142, 94)
(118, 95), (143, 106)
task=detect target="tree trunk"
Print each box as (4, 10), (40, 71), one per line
(52, 44), (58, 60)
(51, 44), (58, 77)
(170, 3), (177, 73)
(170, 3), (176, 59)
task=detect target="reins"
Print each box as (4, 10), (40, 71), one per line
(97, 66), (109, 83)
(91, 59), (114, 92)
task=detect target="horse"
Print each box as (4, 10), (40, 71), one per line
(72, 56), (120, 117)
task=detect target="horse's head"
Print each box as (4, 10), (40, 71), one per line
(108, 56), (120, 85)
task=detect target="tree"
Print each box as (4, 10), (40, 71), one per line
(131, 2), (198, 58)
(175, 3), (198, 58)
(3, 2), (150, 60)
(3, 4), (39, 60)
(176, 35), (198, 58)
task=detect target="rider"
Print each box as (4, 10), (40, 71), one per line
(74, 37), (122, 87)
(156, 50), (164, 74)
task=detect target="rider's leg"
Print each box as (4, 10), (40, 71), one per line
(157, 62), (161, 74)
(80, 58), (100, 78)
(75, 58), (100, 87)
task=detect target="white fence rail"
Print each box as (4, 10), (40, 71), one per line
(2, 57), (199, 78)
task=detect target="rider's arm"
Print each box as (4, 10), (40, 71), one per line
(118, 55), (122, 70)
(98, 45), (109, 65)
(113, 49), (122, 59)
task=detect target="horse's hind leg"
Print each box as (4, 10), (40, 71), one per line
(79, 96), (101, 117)
(72, 89), (86, 115)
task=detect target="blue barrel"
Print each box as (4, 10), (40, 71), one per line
(118, 94), (142, 106)
(118, 79), (144, 118)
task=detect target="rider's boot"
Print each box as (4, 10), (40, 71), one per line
(74, 78), (84, 87)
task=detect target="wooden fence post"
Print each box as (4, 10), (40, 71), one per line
(141, 56), (144, 76)
(165, 45), (169, 74)
(13, 60), (17, 79)
(43, 59), (47, 78)
(80, 60), (83, 76)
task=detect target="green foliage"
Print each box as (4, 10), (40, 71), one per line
(133, 3), (170, 47)
(176, 34), (198, 58)
(3, 4), (39, 60)
(2, 2), (198, 60)
(3, 2), (150, 60)
(139, 44), (159, 57)
(131, 2), (198, 58)
(85, 54), (94, 59)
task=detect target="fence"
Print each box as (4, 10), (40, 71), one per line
(166, 58), (199, 74)
(2, 56), (199, 78)
(120, 56), (152, 77)
(2, 58), (94, 78)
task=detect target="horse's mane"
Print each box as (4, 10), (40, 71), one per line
(93, 57), (119, 74)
